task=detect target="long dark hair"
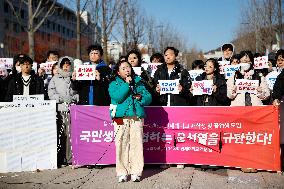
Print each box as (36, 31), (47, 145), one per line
(110, 60), (136, 81)
(205, 58), (221, 78)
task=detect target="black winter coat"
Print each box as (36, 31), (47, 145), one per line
(153, 62), (191, 106)
(272, 69), (284, 101)
(73, 64), (112, 105)
(5, 73), (45, 102)
(193, 74), (230, 106)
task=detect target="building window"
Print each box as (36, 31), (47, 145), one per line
(13, 23), (18, 33)
(62, 27), (65, 34)
(47, 20), (50, 29)
(67, 29), (70, 37)
(53, 22), (56, 31)
(20, 10), (24, 19)
(4, 19), (9, 29)
(41, 32), (45, 40)
(57, 24), (60, 32)
(4, 2), (9, 13)
(47, 33), (50, 41)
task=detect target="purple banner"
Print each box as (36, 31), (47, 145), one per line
(71, 105), (115, 165)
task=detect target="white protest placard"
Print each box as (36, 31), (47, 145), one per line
(13, 95), (45, 102)
(40, 61), (56, 74)
(0, 58), (13, 70)
(254, 56), (269, 69)
(188, 70), (204, 81)
(0, 100), (57, 173)
(133, 67), (142, 76)
(158, 79), (179, 94)
(224, 65), (240, 79)
(266, 71), (280, 90)
(148, 63), (162, 77)
(32, 62), (38, 73)
(75, 65), (96, 80)
(192, 80), (213, 96)
(236, 79), (259, 94)
(218, 61), (230, 74)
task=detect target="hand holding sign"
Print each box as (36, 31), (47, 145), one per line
(254, 56), (269, 69)
(95, 70), (100, 80)
(236, 79), (259, 94)
(75, 65), (97, 80)
(156, 84), (161, 93)
(38, 67), (46, 77)
(158, 80), (180, 94)
(192, 80), (213, 96)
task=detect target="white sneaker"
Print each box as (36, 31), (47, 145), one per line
(177, 164), (185, 169)
(118, 175), (127, 183)
(131, 174), (141, 182)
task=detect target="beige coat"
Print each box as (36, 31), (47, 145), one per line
(227, 71), (270, 106)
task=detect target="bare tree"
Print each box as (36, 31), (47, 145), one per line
(234, 0), (282, 53)
(127, 0), (145, 50)
(6, 0), (56, 59)
(99, 0), (122, 62)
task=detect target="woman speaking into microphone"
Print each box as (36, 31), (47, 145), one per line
(108, 59), (152, 183)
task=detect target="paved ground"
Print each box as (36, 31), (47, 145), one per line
(0, 165), (284, 189)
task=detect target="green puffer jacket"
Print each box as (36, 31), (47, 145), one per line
(108, 75), (152, 118)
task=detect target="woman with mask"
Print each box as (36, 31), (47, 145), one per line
(227, 50), (270, 107)
(227, 51), (270, 173)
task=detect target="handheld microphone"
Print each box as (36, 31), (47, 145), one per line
(127, 74), (135, 93)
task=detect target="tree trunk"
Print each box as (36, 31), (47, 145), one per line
(76, 0), (81, 59)
(28, 0), (34, 59)
(123, 0), (128, 55)
(278, 0), (282, 49)
(102, 0), (108, 63)
(28, 31), (35, 59)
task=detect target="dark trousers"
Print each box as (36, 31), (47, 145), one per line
(57, 111), (72, 167)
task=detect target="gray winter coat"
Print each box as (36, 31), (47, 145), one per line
(48, 56), (78, 111)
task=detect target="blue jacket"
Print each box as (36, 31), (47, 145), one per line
(108, 75), (152, 118)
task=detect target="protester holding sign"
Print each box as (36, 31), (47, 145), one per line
(5, 55), (45, 102)
(48, 56), (78, 167)
(73, 44), (111, 105)
(153, 47), (191, 106)
(108, 60), (152, 183)
(227, 51), (269, 173)
(191, 58), (230, 106)
(227, 50), (270, 107)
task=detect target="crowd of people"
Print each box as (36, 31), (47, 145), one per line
(0, 43), (283, 182)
